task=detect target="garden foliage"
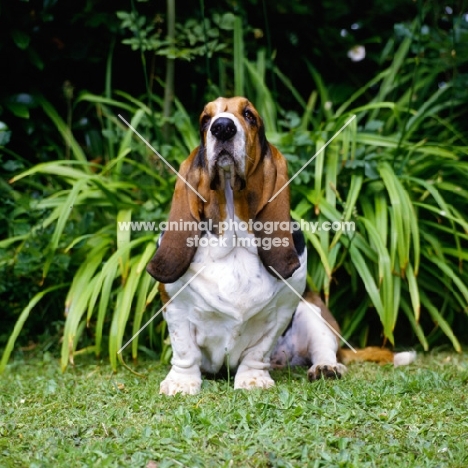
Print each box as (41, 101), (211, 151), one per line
(1, 2), (468, 371)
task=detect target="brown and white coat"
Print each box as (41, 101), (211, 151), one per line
(147, 97), (346, 395)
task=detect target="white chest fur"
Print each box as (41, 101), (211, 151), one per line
(164, 223), (307, 374)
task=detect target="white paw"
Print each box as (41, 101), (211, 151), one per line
(159, 374), (202, 396)
(307, 362), (347, 381)
(234, 369), (275, 390)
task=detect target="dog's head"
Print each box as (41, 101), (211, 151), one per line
(198, 97), (268, 192)
(147, 97), (301, 283)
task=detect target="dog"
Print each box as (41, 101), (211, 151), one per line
(146, 97), (347, 395)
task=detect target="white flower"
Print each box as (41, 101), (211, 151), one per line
(347, 45), (366, 62)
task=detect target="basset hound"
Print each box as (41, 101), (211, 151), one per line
(147, 97), (346, 395)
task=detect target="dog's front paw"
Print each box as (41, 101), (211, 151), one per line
(159, 372), (202, 396)
(234, 369), (275, 390)
(307, 363), (347, 381)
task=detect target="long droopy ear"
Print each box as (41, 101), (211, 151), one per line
(252, 144), (300, 279)
(146, 151), (204, 283)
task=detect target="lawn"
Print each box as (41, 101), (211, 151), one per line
(1, 352), (468, 467)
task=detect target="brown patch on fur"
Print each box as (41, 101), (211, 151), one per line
(158, 283), (170, 304)
(302, 291), (398, 366)
(304, 290), (341, 343)
(339, 346), (395, 365)
(247, 144), (300, 279)
(146, 153), (205, 283)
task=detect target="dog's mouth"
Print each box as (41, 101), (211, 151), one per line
(210, 150), (246, 191)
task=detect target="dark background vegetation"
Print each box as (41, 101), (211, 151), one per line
(1, 2), (415, 96)
(1, 0), (468, 362)
(0, 0), (422, 157)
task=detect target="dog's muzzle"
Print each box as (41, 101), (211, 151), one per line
(209, 117), (245, 192)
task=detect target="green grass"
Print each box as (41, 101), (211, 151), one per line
(1, 353), (468, 467)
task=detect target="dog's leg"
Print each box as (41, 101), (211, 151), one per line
(233, 307), (294, 390)
(271, 292), (347, 380)
(234, 359), (275, 390)
(302, 295), (347, 381)
(159, 309), (203, 396)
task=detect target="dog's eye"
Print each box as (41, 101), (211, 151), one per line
(243, 109), (256, 124)
(200, 114), (211, 128)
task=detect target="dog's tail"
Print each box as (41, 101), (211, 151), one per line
(304, 291), (416, 368)
(339, 347), (416, 367)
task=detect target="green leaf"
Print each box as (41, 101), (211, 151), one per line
(38, 96), (89, 164)
(9, 161), (94, 183)
(43, 178), (91, 279)
(349, 242), (394, 343)
(400, 298), (428, 351)
(1, 285), (67, 374)
(379, 162), (409, 273)
(420, 292), (461, 352)
(330, 174), (362, 249)
(426, 255), (468, 305)
(406, 262), (420, 321)
(117, 209), (133, 281)
(11, 29), (30, 49)
(131, 270), (156, 359)
(6, 102), (29, 118)
(109, 259), (142, 370)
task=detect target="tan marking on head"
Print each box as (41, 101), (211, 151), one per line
(200, 97), (264, 183)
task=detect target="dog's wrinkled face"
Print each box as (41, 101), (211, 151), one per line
(147, 95), (301, 283)
(199, 97), (267, 192)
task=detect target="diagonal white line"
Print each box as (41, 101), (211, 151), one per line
(118, 114), (207, 203)
(268, 115), (356, 203)
(118, 265), (206, 354)
(269, 266), (357, 353)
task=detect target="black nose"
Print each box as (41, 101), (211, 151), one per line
(210, 117), (237, 142)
